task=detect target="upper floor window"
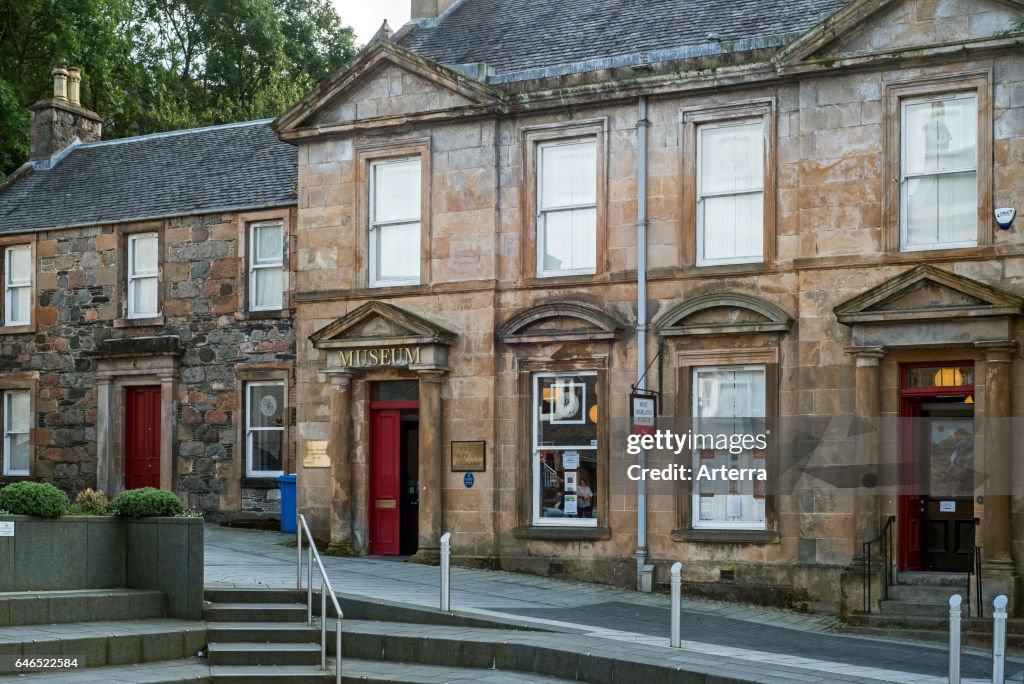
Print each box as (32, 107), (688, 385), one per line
(901, 93), (978, 251)
(127, 232), (159, 318)
(370, 157), (421, 287)
(249, 221), (284, 311)
(2, 389), (30, 477)
(537, 138), (597, 277)
(3, 245), (31, 326)
(696, 120), (764, 266)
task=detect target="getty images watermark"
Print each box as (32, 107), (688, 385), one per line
(625, 429), (769, 482)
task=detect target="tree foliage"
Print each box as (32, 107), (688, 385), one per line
(0, 0), (356, 175)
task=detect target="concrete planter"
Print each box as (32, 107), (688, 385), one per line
(0, 515), (203, 619)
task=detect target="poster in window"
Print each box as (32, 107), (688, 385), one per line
(563, 494), (578, 515)
(699, 494), (714, 521)
(726, 495), (742, 519)
(550, 380), (585, 424)
(564, 471), (577, 493)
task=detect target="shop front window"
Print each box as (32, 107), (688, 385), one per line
(532, 372), (598, 526)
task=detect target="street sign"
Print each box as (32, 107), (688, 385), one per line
(630, 393), (656, 436)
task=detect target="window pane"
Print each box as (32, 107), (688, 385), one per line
(542, 208), (596, 273)
(7, 391), (29, 432)
(249, 383), (284, 429)
(7, 286), (30, 325)
(253, 267), (284, 309)
(131, 276), (158, 316)
(906, 366), (974, 388)
(373, 159), (421, 223)
(249, 429), (282, 473)
(536, 375), (598, 447)
(905, 96), (977, 175)
(253, 224), (283, 266)
(376, 222), (420, 281)
(6, 247), (30, 285)
(905, 172), (977, 247)
(372, 381), (419, 402)
(700, 122), (763, 194)
(131, 234), (158, 274)
(538, 450), (597, 520)
(540, 140), (596, 208)
(701, 192), (763, 262)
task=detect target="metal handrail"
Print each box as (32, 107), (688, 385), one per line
(296, 514), (343, 684)
(966, 518), (980, 618)
(862, 515), (896, 613)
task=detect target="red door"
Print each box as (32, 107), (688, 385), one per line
(369, 409), (401, 555)
(898, 398), (922, 570)
(125, 386), (161, 490)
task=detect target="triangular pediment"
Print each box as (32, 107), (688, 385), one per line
(310, 301), (457, 349)
(274, 39), (503, 136)
(777, 0), (1024, 66)
(655, 294), (792, 337)
(499, 302), (623, 344)
(835, 265), (1024, 324)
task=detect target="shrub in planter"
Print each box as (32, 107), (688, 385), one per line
(0, 482), (71, 518)
(110, 487), (184, 518)
(74, 487), (110, 514)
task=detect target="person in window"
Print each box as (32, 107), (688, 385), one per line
(577, 476), (593, 518)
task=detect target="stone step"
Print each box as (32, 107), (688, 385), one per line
(878, 599), (950, 617)
(208, 642), (322, 667)
(0, 588), (165, 627)
(203, 602), (307, 623)
(336, 657), (579, 683)
(848, 612), (1024, 634)
(207, 621), (321, 644)
(896, 571), (970, 586)
(204, 588), (308, 605)
(0, 657), (210, 682)
(210, 665), (336, 683)
(844, 625), (1024, 651)
(887, 583), (967, 602)
(0, 620), (205, 668)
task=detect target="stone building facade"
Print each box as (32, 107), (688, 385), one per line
(275, 0), (1024, 615)
(0, 73), (298, 521)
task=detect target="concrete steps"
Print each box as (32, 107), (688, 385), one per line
(0, 588), (165, 626)
(845, 613), (1024, 651)
(337, 658), (578, 682)
(0, 657), (211, 682)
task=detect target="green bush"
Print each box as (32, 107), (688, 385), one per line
(0, 482), (71, 518)
(109, 487), (184, 518)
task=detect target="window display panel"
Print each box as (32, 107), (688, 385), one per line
(691, 365), (767, 530)
(532, 372), (598, 526)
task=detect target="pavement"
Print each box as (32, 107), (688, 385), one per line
(205, 524), (1024, 684)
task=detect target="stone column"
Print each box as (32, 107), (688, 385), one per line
(411, 370), (445, 564)
(325, 370), (357, 556)
(977, 341), (1016, 565)
(847, 347), (886, 556)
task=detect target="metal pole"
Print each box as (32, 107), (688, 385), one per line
(949, 594), (961, 684)
(993, 594), (1008, 684)
(670, 561), (682, 648)
(440, 532), (451, 612)
(307, 545), (313, 625)
(635, 95), (650, 590)
(321, 580), (327, 670)
(296, 515), (302, 590)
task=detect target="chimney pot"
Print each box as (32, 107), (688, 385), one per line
(52, 67), (69, 101)
(67, 67), (82, 106)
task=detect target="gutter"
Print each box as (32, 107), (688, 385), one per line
(635, 96), (650, 589)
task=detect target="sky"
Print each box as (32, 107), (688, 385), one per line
(338, 0), (411, 46)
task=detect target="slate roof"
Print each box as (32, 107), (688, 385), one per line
(400, 0), (852, 82)
(0, 119), (296, 235)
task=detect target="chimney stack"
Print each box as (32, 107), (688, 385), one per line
(29, 65), (102, 162)
(411, 0), (457, 20)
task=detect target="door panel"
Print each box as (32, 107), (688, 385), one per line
(921, 411), (974, 572)
(369, 409), (401, 555)
(898, 401), (922, 570)
(125, 386), (161, 490)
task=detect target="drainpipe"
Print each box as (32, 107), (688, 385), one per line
(635, 96), (649, 590)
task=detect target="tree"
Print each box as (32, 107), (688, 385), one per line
(0, 0), (356, 176)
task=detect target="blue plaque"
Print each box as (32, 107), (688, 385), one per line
(463, 473), (474, 488)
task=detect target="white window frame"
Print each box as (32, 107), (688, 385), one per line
(127, 232), (159, 319)
(2, 389), (30, 477)
(691, 364), (767, 531)
(246, 381), (285, 477)
(899, 92), (979, 252)
(248, 221), (285, 311)
(536, 138), (598, 278)
(695, 118), (765, 267)
(531, 371), (598, 528)
(369, 157), (421, 288)
(4, 245), (31, 326)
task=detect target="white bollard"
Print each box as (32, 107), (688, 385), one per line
(440, 532), (451, 612)
(670, 561), (682, 648)
(993, 594), (1008, 684)
(949, 594), (962, 684)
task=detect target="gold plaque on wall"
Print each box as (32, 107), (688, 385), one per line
(450, 441), (486, 472)
(302, 441), (330, 468)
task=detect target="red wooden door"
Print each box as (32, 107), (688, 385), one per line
(898, 398), (922, 570)
(369, 409), (401, 555)
(125, 386), (161, 490)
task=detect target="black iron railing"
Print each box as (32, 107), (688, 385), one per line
(863, 515), (896, 613)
